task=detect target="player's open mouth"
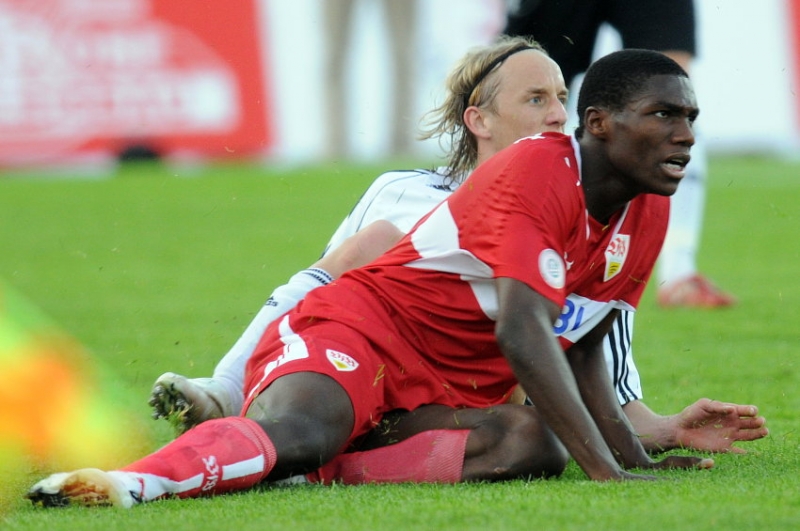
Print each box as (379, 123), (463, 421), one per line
(661, 153), (690, 179)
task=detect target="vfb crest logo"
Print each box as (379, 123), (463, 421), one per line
(604, 234), (630, 282)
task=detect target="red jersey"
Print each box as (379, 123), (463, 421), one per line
(245, 133), (668, 426)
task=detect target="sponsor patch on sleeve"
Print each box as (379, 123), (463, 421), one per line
(538, 249), (566, 289)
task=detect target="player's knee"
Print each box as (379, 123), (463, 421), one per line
(504, 406), (569, 478)
(279, 416), (342, 465)
(465, 406), (568, 481)
(533, 435), (569, 479)
(245, 373), (355, 475)
(248, 411), (346, 475)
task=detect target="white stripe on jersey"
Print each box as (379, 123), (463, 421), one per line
(405, 201), (498, 318)
(245, 315), (310, 402)
(123, 471), (203, 500)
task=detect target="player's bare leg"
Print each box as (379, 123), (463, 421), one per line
(245, 372), (355, 480)
(28, 373), (354, 508)
(356, 403), (569, 481)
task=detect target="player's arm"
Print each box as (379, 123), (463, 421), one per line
(565, 312), (714, 471)
(602, 313), (767, 453)
(494, 277), (642, 481)
(564, 310), (654, 469)
(312, 220), (404, 278)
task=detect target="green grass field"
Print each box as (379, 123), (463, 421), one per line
(1, 155), (799, 530)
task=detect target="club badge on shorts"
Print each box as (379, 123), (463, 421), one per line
(326, 349), (359, 372)
(604, 234), (629, 282)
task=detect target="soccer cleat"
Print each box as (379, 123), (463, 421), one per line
(657, 274), (737, 308)
(148, 372), (233, 434)
(26, 469), (140, 509)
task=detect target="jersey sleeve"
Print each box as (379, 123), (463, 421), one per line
(452, 137), (580, 306)
(322, 170), (452, 257)
(602, 310), (643, 405)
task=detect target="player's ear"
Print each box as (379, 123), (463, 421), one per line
(583, 107), (610, 139)
(463, 106), (492, 140)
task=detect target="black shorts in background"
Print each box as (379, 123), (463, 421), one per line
(504, 0), (696, 85)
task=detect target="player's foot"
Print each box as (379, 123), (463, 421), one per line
(148, 372), (233, 434)
(26, 469), (140, 509)
(657, 274), (737, 308)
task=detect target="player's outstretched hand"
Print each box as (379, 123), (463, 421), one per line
(674, 398), (768, 454)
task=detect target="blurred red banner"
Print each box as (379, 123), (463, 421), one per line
(0, 0), (273, 166)
(790, 0), (800, 132)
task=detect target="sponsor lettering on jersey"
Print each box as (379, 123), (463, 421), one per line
(326, 349), (359, 372)
(604, 234), (630, 282)
(201, 455), (220, 492)
(538, 249), (565, 289)
(555, 293), (622, 345)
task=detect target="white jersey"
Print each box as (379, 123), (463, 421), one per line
(323, 167), (642, 404)
(324, 168), (459, 253)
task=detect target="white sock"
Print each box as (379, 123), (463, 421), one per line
(108, 470), (177, 503)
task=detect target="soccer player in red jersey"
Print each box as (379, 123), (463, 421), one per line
(28, 48), (756, 508)
(151, 37), (764, 457)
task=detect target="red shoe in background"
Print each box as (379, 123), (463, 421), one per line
(657, 274), (737, 308)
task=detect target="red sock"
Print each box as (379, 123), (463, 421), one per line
(121, 417), (277, 499)
(308, 429), (468, 485)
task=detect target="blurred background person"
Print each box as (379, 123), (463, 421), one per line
(504, 0), (736, 308)
(323, 0), (418, 159)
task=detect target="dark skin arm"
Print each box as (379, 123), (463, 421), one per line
(495, 278), (712, 480)
(565, 309), (651, 468)
(495, 277), (642, 481)
(566, 310), (714, 471)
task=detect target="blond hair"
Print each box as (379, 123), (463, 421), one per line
(419, 36), (546, 182)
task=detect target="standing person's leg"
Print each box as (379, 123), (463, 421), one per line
(609, 0), (735, 307)
(384, 0), (417, 156)
(324, 0), (356, 159)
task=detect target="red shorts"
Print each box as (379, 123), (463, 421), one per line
(242, 278), (517, 445)
(242, 315), (470, 445)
